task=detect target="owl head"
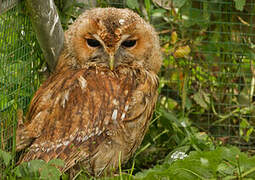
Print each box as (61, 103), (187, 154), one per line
(62, 8), (162, 73)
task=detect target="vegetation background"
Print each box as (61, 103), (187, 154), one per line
(1, 0), (255, 179)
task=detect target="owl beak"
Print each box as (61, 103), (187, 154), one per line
(109, 54), (114, 71)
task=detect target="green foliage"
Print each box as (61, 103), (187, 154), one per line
(0, 2), (42, 156)
(54, 0), (86, 29)
(135, 146), (255, 179)
(0, 149), (12, 167)
(234, 0), (246, 11)
(150, 0), (255, 144)
(126, 0), (139, 10)
(0, 150), (64, 179)
(15, 159), (64, 179)
(2, 146), (255, 179)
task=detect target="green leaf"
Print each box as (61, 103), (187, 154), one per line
(40, 166), (62, 180)
(135, 146), (255, 179)
(27, 160), (46, 173)
(0, 149), (12, 166)
(48, 159), (65, 167)
(193, 91), (209, 110)
(180, 2), (210, 28)
(145, 0), (151, 16)
(173, 0), (188, 8)
(126, 0), (139, 10)
(234, 0), (246, 11)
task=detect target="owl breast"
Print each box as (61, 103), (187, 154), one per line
(17, 64), (159, 176)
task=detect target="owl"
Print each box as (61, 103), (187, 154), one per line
(16, 7), (162, 176)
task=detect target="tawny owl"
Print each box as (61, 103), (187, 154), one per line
(16, 7), (162, 176)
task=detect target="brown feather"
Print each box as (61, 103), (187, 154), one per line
(17, 65), (158, 176)
(16, 7), (161, 177)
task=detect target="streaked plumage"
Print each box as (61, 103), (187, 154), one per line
(16, 7), (162, 176)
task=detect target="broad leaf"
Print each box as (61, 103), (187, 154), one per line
(0, 149), (12, 166)
(193, 91), (209, 109)
(41, 166), (62, 180)
(126, 0), (139, 10)
(48, 159), (65, 167)
(234, 0), (246, 11)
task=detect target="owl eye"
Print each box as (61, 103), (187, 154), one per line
(86, 39), (101, 47)
(121, 40), (136, 48)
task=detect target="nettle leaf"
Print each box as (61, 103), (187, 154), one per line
(14, 160), (45, 178)
(135, 163), (170, 179)
(234, 0), (246, 11)
(135, 147), (255, 179)
(0, 149), (12, 166)
(48, 159), (65, 167)
(28, 160), (47, 173)
(126, 0), (139, 10)
(41, 166), (62, 180)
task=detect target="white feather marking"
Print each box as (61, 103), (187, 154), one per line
(113, 99), (118, 106)
(121, 113), (126, 120)
(89, 132), (95, 138)
(124, 104), (129, 112)
(95, 127), (99, 135)
(82, 136), (88, 142)
(41, 147), (45, 152)
(112, 109), (118, 124)
(34, 112), (42, 120)
(33, 144), (39, 148)
(56, 143), (62, 149)
(106, 131), (112, 136)
(119, 19), (125, 25)
(63, 141), (69, 146)
(61, 90), (69, 108)
(78, 75), (87, 90)
(77, 136), (82, 142)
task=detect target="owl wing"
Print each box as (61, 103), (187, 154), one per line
(16, 66), (159, 172)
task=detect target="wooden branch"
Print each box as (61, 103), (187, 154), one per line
(26, 0), (64, 72)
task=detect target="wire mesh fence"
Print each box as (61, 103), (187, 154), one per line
(0, 0), (41, 162)
(161, 0), (255, 151)
(0, 0), (255, 176)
